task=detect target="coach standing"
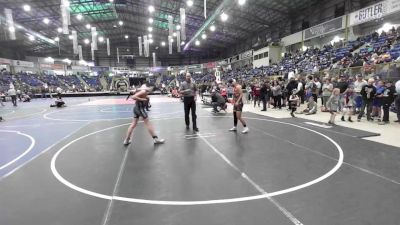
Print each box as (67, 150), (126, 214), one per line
(180, 73), (199, 132)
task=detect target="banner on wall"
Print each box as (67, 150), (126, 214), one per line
(12, 60), (34, 68)
(303, 16), (344, 40)
(240, 50), (253, 60)
(203, 61), (216, 69)
(349, 0), (400, 26)
(0, 58), (12, 64)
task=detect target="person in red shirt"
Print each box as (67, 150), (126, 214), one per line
(220, 85), (228, 101)
(253, 83), (261, 107)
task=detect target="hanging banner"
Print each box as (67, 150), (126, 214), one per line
(78, 45), (83, 61)
(12, 60), (34, 68)
(303, 16), (345, 40)
(91, 43), (95, 61)
(60, 1), (69, 34)
(152, 52), (156, 68)
(168, 15), (173, 37)
(91, 27), (98, 50)
(180, 8), (186, 41)
(4, 8), (16, 40)
(349, 1), (386, 26)
(204, 0), (207, 18)
(106, 38), (110, 56)
(143, 35), (149, 57)
(117, 48), (120, 63)
(72, 30), (78, 55)
(168, 35), (173, 54)
(177, 31), (181, 53)
(138, 36), (143, 56)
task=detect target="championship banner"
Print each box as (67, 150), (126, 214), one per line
(91, 43), (95, 61)
(152, 52), (156, 68)
(180, 8), (186, 41)
(117, 47), (120, 63)
(72, 30), (78, 55)
(78, 45), (83, 60)
(91, 27), (98, 50)
(168, 15), (173, 37)
(303, 16), (344, 40)
(106, 38), (110, 56)
(168, 35), (173, 54)
(143, 35), (149, 57)
(138, 37), (143, 56)
(4, 8), (16, 40)
(60, 1), (69, 34)
(177, 31), (181, 53)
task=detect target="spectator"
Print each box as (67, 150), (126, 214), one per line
(380, 80), (396, 125)
(271, 80), (282, 109)
(327, 88), (341, 125)
(372, 80), (385, 122)
(354, 75), (367, 113)
(395, 80), (400, 123)
(7, 87), (17, 107)
(321, 78), (333, 111)
(358, 78), (376, 122)
(253, 83), (261, 107)
(341, 86), (356, 122)
(289, 89), (299, 117)
(260, 81), (269, 111)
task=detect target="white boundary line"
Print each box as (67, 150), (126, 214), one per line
(50, 116), (344, 205)
(1, 110), (16, 116)
(6, 108), (47, 120)
(0, 130), (35, 170)
(199, 135), (304, 225)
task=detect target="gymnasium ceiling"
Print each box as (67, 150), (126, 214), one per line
(0, 0), (318, 60)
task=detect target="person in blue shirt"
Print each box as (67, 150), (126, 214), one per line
(372, 80), (385, 122)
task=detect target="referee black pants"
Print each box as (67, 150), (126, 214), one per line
(183, 96), (197, 129)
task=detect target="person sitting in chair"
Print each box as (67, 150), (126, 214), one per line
(211, 90), (227, 113)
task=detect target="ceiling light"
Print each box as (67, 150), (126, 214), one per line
(57, 28), (63, 33)
(169, 38), (174, 43)
(98, 36), (104, 42)
(118, 20), (123, 26)
(63, 58), (71, 64)
(43, 18), (50, 24)
(220, 12), (228, 22)
(148, 34), (153, 38)
(54, 37), (60, 42)
(28, 35), (35, 41)
(201, 34), (207, 39)
(149, 18), (154, 24)
(86, 24), (91, 29)
(109, 0), (114, 2)
(210, 25), (216, 32)
(16, 25), (22, 29)
(195, 40), (200, 46)
(148, 27), (153, 32)
(176, 25), (181, 30)
(186, 0), (194, 7)
(76, 14), (83, 20)
(113, 25), (117, 28)
(238, 0), (246, 5)
(161, 41), (166, 46)
(68, 35), (73, 40)
(45, 57), (54, 63)
(23, 4), (31, 12)
(149, 39), (154, 44)
(84, 39), (90, 44)
(125, 35), (129, 39)
(173, 32), (177, 37)
(148, 5), (155, 13)
(181, 41), (185, 45)
(8, 26), (15, 32)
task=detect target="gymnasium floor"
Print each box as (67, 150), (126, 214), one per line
(0, 96), (399, 225)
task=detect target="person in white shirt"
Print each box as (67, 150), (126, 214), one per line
(7, 88), (17, 106)
(354, 74), (367, 113)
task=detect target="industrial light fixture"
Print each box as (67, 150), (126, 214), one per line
(43, 18), (50, 24)
(57, 28), (63, 33)
(28, 35), (35, 41)
(186, 0), (194, 7)
(84, 39), (90, 44)
(181, 41), (185, 45)
(118, 20), (123, 26)
(23, 4), (31, 12)
(220, 12), (228, 22)
(86, 24), (91, 29)
(176, 25), (181, 30)
(210, 25), (216, 32)
(173, 32), (177, 37)
(148, 18), (154, 24)
(45, 57), (54, 63)
(195, 40), (200, 46)
(109, 0), (114, 2)
(149, 39), (154, 44)
(68, 35), (73, 40)
(148, 27), (153, 32)
(201, 33), (207, 39)
(238, 0), (246, 5)
(8, 26), (15, 32)
(148, 34), (153, 38)
(63, 58), (71, 64)
(54, 37), (60, 42)
(98, 36), (104, 42)
(148, 5), (155, 13)
(76, 14), (83, 20)
(125, 35), (129, 39)
(161, 41), (166, 46)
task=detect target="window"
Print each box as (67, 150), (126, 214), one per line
(254, 55), (259, 60)
(264, 52), (269, 58)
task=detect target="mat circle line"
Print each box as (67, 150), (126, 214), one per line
(0, 130), (36, 170)
(50, 116), (344, 205)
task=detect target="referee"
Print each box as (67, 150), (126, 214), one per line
(179, 73), (199, 132)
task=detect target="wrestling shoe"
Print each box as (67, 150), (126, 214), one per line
(154, 138), (165, 144)
(123, 139), (131, 146)
(229, 127), (237, 132)
(242, 127), (249, 134)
